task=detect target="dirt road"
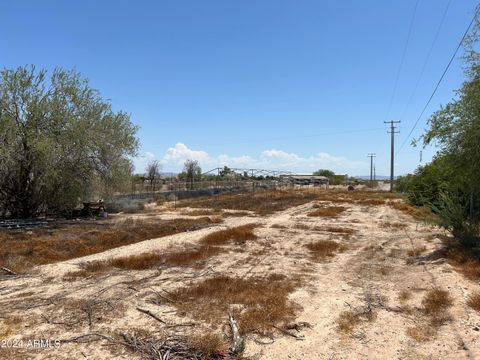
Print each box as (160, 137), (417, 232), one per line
(1, 198), (479, 359)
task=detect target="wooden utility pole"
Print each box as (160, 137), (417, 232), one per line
(384, 120), (400, 192)
(367, 153), (376, 188)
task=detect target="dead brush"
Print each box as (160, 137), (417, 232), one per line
(467, 292), (480, 312)
(170, 274), (299, 336)
(200, 224), (258, 246)
(406, 324), (436, 342)
(421, 289), (453, 326)
(443, 245), (480, 280)
(71, 245), (224, 275)
(177, 189), (320, 215)
(305, 240), (345, 260)
(398, 289), (412, 302)
(407, 245), (427, 257)
(388, 202), (434, 221)
(0, 217), (220, 273)
(120, 329), (223, 359)
(313, 226), (356, 236)
(308, 206), (345, 217)
(337, 309), (375, 334)
(380, 221), (408, 230)
(180, 209), (223, 216)
(187, 333), (229, 358)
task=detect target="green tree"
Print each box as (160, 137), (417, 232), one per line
(0, 66), (139, 217)
(313, 169), (344, 185)
(313, 169), (335, 178)
(405, 10), (480, 240)
(182, 159), (202, 190)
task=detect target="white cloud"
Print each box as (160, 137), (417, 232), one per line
(135, 143), (365, 175)
(132, 151), (156, 173)
(163, 143), (210, 165)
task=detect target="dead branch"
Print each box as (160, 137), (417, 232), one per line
(61, 332), (115, 343)
(165, 322), (197, 329)
(1, 267), (17, 276)
(136, 307), (166, 324)
(285, 321), (313, 331)
(149, 286), (174, 303)
(273, 325), (306, 340)
(228, 314), (245, 354)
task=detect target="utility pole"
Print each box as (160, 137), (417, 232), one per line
(384, 120), (400, 192)
(367, 153), (376, 188)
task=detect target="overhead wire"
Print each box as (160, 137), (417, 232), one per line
(385, 0), (420, 121)
(398, 0), (452, 122)
(396, 5), (479, 155)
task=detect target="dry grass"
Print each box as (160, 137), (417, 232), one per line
(200, 224), (258, 246)
(398, 289), (412, 302)
(170, 274), (299, 335)
(305, 240), (345, 260)
(308, 206), (345, 217)
(443, 245), (480, 280)
(406, 325), (436, 342)
(313, 226), (356, 235)
(337, 311), (362, 333)
(180, 209), (222, 216)
(64, 225), (259, 278)
(0, 316), (23, 338)
(177, 189), (320, 215)
(388, 202), (433, 221)
(187, 333), (229, 358)
(315, 190), (399, 204)
(337, 309), (375, 334)
(407, 245), (427, 257)
(0, 217), (220, 273)
(421, 289), (453, 326)
(66, 245), (224, 277)
(467, 292), (480, 312)
(380, 221), (408, 230)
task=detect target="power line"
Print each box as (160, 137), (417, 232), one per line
(397, 6), (479, 155)
(385, 0), (420, 120)
(399, 0), (452, 122)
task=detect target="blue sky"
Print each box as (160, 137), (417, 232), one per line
(1, 0), (478, 175)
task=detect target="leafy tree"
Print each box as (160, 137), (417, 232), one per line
(219, 166), (234, 177)
(0, 66), (139, 217)
(313, 169), (335, 178)
(182, 159), (202, 189)
(400, 10), (480, 240)
(313, 169), (344, 185)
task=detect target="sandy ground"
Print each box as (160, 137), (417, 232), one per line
(1, 198), (480, 359)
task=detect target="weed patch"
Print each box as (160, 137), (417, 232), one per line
(306, 240), (345, 260)
(170, 274), (299, 336)
(421, 289), (453, 326)
(308, 206), (345, 217)
(467, 292), (480, 312)
(200, 224), (258, 246)
(0, 217), (220, 273)
(177, 190), (320, 215)
(407, 246), (427, 257)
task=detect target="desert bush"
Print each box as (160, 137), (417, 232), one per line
(170, 274), (299, 335)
